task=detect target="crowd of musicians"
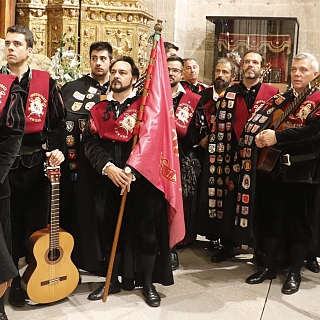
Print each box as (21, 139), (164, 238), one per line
(1, 24), (320, 319)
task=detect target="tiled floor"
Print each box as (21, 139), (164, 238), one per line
(4, 239), (320, 320)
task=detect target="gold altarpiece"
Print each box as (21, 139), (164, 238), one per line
(15, 0), (154, 71)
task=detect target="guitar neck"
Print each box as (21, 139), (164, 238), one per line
(272, 85), (312, 130)
(272, 74), (320, 129)
(50, 181), (60, 252)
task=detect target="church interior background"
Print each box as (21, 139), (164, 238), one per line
(0, 0), (319, 89)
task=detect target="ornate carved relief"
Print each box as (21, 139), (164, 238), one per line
(15, 0), (153, 71)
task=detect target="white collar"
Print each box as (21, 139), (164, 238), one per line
(172, 82), (186, 98)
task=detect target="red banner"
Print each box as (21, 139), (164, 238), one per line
(127, 36), (185, 248)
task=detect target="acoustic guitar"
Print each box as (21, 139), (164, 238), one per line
(22, 165), (79, 304)
(257, 74), (320, 173)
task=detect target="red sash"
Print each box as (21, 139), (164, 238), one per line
(90, 98), (141, 142)
(175, 91), (200, 138)
(25, 70), (49, 134)
(0, 74), (16, 118)
(234, 84), (278, 140)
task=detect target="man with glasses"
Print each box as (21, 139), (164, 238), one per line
(167, 56), (208, 268)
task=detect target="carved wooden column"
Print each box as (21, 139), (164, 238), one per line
(46, 0), (80, 58)
(16, 0), (49, 54)
(0, 0), (16, 38)
(79, 0), (153, 72)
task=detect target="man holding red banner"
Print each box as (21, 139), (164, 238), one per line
(83, 45), (184, 307)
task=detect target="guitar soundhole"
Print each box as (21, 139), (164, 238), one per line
(48, 248), (61, 262)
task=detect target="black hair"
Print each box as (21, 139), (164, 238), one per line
(7, 25), (34, 48)
(109, 56), (140, 79)
(164, 42), (179, 53)
(167, 55), (184, 68)
(89, 42), (113, 60)
(243, 50), (265, 67)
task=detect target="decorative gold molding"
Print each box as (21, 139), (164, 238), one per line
(15, 0), (153, 71)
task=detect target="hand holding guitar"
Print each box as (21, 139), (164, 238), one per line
(256, 129), (277, 148)
(46, 149), (65, 166)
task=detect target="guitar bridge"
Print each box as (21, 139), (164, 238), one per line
(41, 276), (67, 286)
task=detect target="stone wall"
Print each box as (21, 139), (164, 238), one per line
(145, 0), (320, 83)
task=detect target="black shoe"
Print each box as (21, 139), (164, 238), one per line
(8, 286), (26, 308)
(121, 277), (135, 291)
(142, 284), (161, 307)
(211, 246), (235, 263)
(282, 272), (301, 295)
(171, 252), (179, 271)
(246, 267), (276, 284)
(87, 282), (121, 301)
(0, 312), (8, 320)
(306, 258), (320, 273)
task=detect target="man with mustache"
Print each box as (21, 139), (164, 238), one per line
(82, 56), (173, 307)
(196, 58), (237, 250)
(196, 51), (278, 263)
(167, 56), (208, 267)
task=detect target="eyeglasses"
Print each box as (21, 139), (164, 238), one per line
(168, 68), (183, 74)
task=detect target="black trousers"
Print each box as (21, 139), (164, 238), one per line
(9, 162), (50, 265)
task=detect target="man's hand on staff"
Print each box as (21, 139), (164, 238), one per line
(255, 129), (277, 148)
(103, 165), (132, 195)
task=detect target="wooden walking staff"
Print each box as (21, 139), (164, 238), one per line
(102, 19), (163, 303)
